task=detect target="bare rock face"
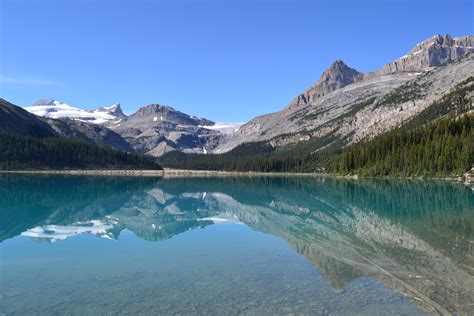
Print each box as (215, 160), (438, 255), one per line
(378, 34), (474, 74)
(215, 34), (474, 153)
(95, 103), (127, 120)
(110, 104), (221, 156)
(31, 99), (57, 107)
(125, 104), (213, 127)
(289, 60), (364, 108)
(46, 118), (133, 152)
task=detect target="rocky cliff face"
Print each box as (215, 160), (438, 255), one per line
(95, 103), (127, 120)
(378, 34), (474, 74)
(215, 34), (474, 153)
(46, 118), (133, 152)
(124, 104), (213, 127)
(289, 60), (364, 109)
(109, 104), (222, 156)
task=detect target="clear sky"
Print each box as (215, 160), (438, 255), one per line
(0, 0), (472, 122)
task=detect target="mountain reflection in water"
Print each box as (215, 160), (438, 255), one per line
(0, 175), (473, 314)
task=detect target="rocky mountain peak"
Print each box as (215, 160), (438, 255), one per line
(128, 103), (214, 127)
(288, 60), (363, 108)
(32, 99), (64, 107)
(321, 59), (362, 83)
(109, 103), (219, 157)
(95, 103), (127, 119)
(327, 59), (349, 71)
(133, 104), (177, 117)
(378, 34), (474, 74)
(141, 103), (172, 112)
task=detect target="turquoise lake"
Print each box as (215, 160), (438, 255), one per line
(0, 175), (473, 315)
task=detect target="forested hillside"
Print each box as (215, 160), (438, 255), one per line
(158, 142), (310, 172)
(0, 133), (162, 170)
(159, 113), (474, 176)
(336, 114), (473, 176)
(0, 99), (162, 170)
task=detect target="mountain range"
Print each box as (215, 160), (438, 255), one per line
(1, 33), (473, 170)
(216, 34), (473, 152)
(21, 99), (241, 156)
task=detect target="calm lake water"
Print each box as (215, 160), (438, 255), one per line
(0, 175), (473, 315)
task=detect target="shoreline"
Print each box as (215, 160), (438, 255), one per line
(0, 168), (471, 184)
(0, 168), (329, 178)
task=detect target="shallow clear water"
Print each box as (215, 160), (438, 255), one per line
(0, 175), (473, 315)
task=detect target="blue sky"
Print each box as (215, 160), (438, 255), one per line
(0, 0), (472, 122)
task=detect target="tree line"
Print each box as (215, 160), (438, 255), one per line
(0, 133), (162, 170)
(160, 114), (473, 176)
(336, 114), (473, 176)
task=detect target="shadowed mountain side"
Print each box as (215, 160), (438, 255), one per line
(0, 99), (57, 137)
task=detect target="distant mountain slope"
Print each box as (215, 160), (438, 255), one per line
(1, 98), (132, 151)
(0, 99), (161, 170)
(160, 76), (474, 176)
(0, 99), (57, 137)
(9, 33), (474, 161)
(108, 104), (223, 156)
(377, 34), (474, 75)
(94, 103), (127, 120)
(23, 99), (230, 156)
(45, 118), (133, 152)
(289, 60), (364, 109)
(215, 34), (473, 153)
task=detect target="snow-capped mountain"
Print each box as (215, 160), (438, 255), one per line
(94, 103), (127, 120)
(21, 99), (241, 156)
(23, 99), (126, 124)
(109, 103), (222, 156)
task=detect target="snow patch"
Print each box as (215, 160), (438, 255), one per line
(199, 122), (244, 134)
(23, 100), (123, 125)
(102, 103), (119, 111)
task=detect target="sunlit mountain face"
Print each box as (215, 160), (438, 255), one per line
(1, 175), (472, 314)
